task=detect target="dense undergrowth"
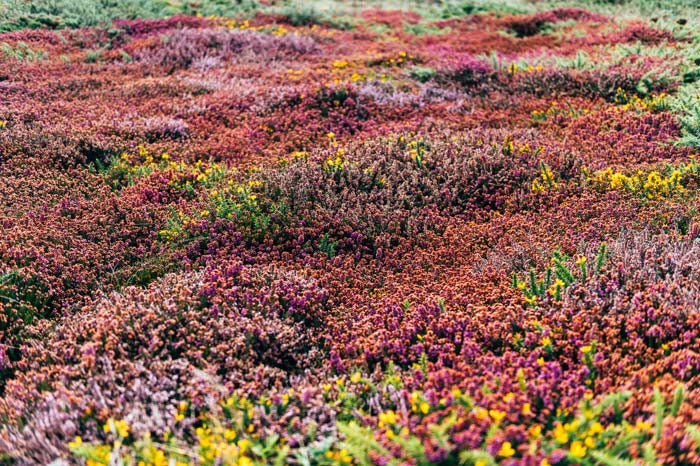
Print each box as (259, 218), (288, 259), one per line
(2, 0), (700, 465)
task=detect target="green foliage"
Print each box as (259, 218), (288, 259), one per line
(589, 451), (640, 466)
(85, 48), (102, 63)
(675, 86), (700, 147)
(0, 270), (52, 323)
(0, 270), (53, 385)
(512, 243), (607, 305)
(653, 387), (664, 441)
(0, 41), (46, 61)
(0, 0), (170, 31)
(119, 50), (132, 63)
(636, 69), (675, 97)
(554, 50), (593, 70)
(437, 0), (532, 17)
(595, 241), (607, 273)
(337, 422), (389, 466)
(338, 412), (464, 466)
(460, 451), (497, 466)
(275, 1), (355, 30)
(318, 233), (338, 258)
(2, 0), (700, 35)
(70, 394), (297, 466)
(687, 425), (700, 450)
(403, 22), (451, 36)
(292, 437), (337, 466)
(409, 66), (437, 83)
(671, 384), (684, 417)
(551, 249), (575, 285)
(0, 0), (258, 32)
(0, 0), (540, 33)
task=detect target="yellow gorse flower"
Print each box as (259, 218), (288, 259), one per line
(68, 436), (82, 449)
(474, 407), (488, 420)
(587, 160), (694, 199)
(569, 440), (587, 458)
(554, 423), (569, 444)
(419, 402), (430, 414)
(489, 409), (506, 423)
(103, 418), (130, 438)
(379, 410), (397, 427)
(498, 441), (516, 457)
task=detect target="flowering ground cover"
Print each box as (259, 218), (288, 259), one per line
(2, 0), (700, 464)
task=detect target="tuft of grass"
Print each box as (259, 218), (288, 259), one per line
(408, 66), (437, 83)
(673, 85), (700, 147)
(0, 0), (258, 32)
(403, 21), (451, 36)
(0, 41), (46, 61)
(275, 1), (356, 29)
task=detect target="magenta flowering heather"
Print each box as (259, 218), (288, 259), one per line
(0, 2), (700, 466)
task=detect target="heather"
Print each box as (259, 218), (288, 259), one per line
(2, 1), (700, 465)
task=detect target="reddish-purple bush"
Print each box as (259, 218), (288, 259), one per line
(134, 27), (320, 71)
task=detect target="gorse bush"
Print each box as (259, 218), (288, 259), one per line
(512, 243), (606, 305)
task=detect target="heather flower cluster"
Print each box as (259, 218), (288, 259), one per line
(2, 2), (700, 466)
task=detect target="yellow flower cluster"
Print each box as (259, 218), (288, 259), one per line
(531, 163), (559, 192)
(552, 418), (606, 457)
(221, 19), (259, 32)
(103, 418), (130, 438)
(324, 147), (346, 172)
(531, 100), (591, 122)
(585, 161), (693, 199)
(409, 391), (431, 414)
(195, 424), (254, 464)
(286, 68), (304, 80)
(378, 410), (397, 428)
(137, 440), (187, 466)
(325, 449), (352, 463)
(332, 59), (350, 69)
(405, 137), (428, 167)
(614, 87), (668, 112)
(526, 64), (544, 73)
(271, 25), (288, 36)
(112, 147), (230, 191)
(375, 51), (415, 67)
(159, 182), (261, 241)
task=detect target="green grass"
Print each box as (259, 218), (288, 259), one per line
(0, 0), (259, 31)
(2, 0), (700, 33)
